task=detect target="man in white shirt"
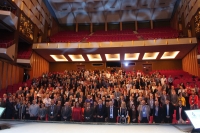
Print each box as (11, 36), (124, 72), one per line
(43, 94), (51, 107)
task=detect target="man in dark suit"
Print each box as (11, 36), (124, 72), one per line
(84, 102), (94, 122)
(107, 101), (118, 123)
(153, 101), (163, 123)
(95, 99), (106, 122)
(176, 100), (187, 124)
(162, 99), (173, 123)
(47, 100), (58, 121)
(61, 102), (71, 121)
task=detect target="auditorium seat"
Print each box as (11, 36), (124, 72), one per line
(0, 30), (14, 48)
(50, 31), (90, 43)
(137, 27), (179, 40)
(86, 30), (139, 42)
(17, 45), (32, 59)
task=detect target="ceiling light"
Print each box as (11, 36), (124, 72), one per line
(87, 54), (102, 61)
(161, 51), (180, 59)
(50, 55), (68, 62)
(142, 52), (159, 60)
(68, 54), (85, 61)
(124, 53), (140, 60)
(105, 54), (120, 61)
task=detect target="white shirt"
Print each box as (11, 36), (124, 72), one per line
(43, 98), (51, 107)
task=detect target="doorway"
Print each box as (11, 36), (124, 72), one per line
(143, 64), (152, 74)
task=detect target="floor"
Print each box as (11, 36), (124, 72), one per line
(0, 121), (194, 133)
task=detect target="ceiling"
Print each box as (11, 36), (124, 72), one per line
(33, 42), (197, 62)
(46, 0), (178, 25)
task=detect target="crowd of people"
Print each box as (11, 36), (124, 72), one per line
(0, 68), (199, 124)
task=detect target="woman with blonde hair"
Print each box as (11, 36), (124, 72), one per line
(118, 101), (129, 123)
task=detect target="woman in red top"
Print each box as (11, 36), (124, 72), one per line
(189, 90), (198, 109)
(72, 102), (82, 122)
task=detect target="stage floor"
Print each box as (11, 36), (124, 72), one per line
(0, 121), (194, 133)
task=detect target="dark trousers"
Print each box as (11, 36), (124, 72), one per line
(154, 116), (161, 123)
(61, 117), (71, 121)
(150, 109), (153, 116)
(140, 117), (148, 123)
(164, 116), (172, 123)
(96, 117), (105, 122)
(85, 118), (93, 122)
(108, 117), (116, 123)
(30, 116), (38, 120)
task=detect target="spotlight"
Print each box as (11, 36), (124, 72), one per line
(125, 63), (128, 67)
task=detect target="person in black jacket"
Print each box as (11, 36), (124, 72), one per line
(107, 101), (118, 123)
(162, 99), (174, 123)
(153, 101), (163, 123)
(95, 99), (106, 122)
(5, 97), (14, 119)
(176, 100), (187, 124)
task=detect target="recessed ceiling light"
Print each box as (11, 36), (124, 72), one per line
(161, 51), (180, 59)
(124, 53), (140, 60)
(50, 55), (68, 62)
(68, 54), (85, 61)
(105, 54), (120, 61)
(87, 54), (102, 61)
(142, 52), (159, 60)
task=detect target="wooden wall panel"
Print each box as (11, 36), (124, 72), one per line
(182, 47), (198, 76)
(30, 52), (49, 79)
(7, 64), (12, 86)
(0, 59), (24, 90)
(2, 62), (8, 89)
(0, 61), (3, 89)
(49, 60), (182, 72)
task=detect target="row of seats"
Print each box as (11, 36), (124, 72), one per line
(86, 35), (139, 42)
(49, 27), (180, 43)
(0, 80), (32, 97)
(17, 50), (32, 59)
(50, 31), (89, 43)
(151, 69), (199, 87)
(0, 30), (15, 48)
(137, 27), (179, 40)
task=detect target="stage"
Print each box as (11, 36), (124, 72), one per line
(0, 120), (194, 133)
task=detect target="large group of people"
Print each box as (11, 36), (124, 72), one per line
(0, 68), (199, 124)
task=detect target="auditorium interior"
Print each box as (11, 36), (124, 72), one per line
(0, 0), (200, 132)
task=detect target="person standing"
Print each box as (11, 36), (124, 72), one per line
(84, 102), (94, 122)
(29, 100), (39, 120)
(47, 100), (58, 121)
(95, 99), (106, 122)
(137, 100), (150, 123)
(61, 102), (72, 121)
(162, 99), (173, 123)
(189, 90), (198, 109)
(38, 103), (47, 120)
(107, 101), (118, 123)
(153, 101), (162, 123)
(176, 100), (187, 124)
(71, 102), (82, 122)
